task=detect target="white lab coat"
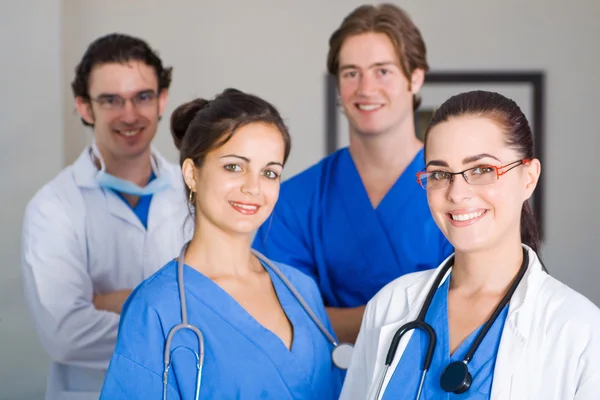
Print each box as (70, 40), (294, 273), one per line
(340, 245), (600, 400)
(21, 146), (192, 400)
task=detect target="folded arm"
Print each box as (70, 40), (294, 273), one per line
(326, 305), (366, 344)
(21, 194), (121, 369)
(93, 289), (133, 315)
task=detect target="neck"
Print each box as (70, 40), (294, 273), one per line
(184, 219), (258, 278)
(348, 117), (422, 173)
(95, 146), (153, 187)
(450, 237), (525, 296)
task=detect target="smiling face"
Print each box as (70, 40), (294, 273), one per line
(424, 115), (540, 253)
(183, 122), (285, 236)
(75, 61), (168, 164)
(337, 32), (424, 137)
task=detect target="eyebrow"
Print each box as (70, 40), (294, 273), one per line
(339, 61), (397, 72)
(426, 153), (502, 168)
(220, 154), (283, 167)
(95, 89), (155, 98)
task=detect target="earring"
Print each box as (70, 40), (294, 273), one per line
(188, 186), (195, 203)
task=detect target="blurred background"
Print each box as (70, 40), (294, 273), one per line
(1, 0), (598, 398)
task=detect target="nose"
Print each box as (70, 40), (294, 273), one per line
(357, 73), (377, 96)
(120, 100), (140, 124)
(446, 174), (473, 204)
(241, 174), (261, 196)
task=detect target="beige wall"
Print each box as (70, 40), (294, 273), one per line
(0, 0), (63, 398)
(2, 0), (599, 398)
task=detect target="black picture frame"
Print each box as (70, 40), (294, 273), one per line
(325, 70), (546, 240)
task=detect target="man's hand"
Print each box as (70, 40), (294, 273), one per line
(93, 289), (133, 315)
(326, 305), (367, 344)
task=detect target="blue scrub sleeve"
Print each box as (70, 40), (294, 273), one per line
(100, 354), (179, 399)
(100, 282), (180, 399)
(253, 198), (318, 283)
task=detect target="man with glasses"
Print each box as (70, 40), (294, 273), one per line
(20, 33), (191, 400)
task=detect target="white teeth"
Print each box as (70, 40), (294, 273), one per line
(121, 130), (140, 137)
(230, 202), (258, 210)
(357, 104), (382, 111)
(451, 211), (485, 221)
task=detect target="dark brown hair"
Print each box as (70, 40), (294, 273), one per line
(424, 90), (540, 253)
(327, 3), (429, 110)
(71, 33), (172, 127)
(170, 88), (292, 202)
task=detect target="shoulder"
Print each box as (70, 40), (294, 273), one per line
(111, 261), (180, 375)
(262, 257), (323, 301)
(525, 272), (600, 384)
(153, 150), (185, 189)
(370, 267), (436, 305)
(534, 273), (600, 333)
(271, 259), (316, 286)
(121, 259), (180, 318)
(363, 267), (440, 328)
(117, 261), (180, 340)
(161, 158), (184, 181)
(24, 165), (81, 224)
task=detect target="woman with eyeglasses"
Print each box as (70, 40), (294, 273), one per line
(339, 90), (600, 400)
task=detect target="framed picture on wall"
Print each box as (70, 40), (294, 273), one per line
(324, 71), (546, 240)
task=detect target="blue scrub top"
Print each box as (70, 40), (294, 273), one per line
(382, 276), (509, 399)
(253, 148), (453, 308)
(100, 258), (344, 399)
(113, 172), (155, 229)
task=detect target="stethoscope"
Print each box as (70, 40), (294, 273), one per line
(162, 242), (354, 400)
(373, 247), (529, 400)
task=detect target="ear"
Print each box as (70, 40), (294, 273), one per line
(75, 97), (95, 125)
(523, 158), (541, 201)
(158, 89), (169, 116)
(409, 68), (425, 94)
(181, 158), (198, 191)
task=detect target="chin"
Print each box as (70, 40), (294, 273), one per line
(227, 222), (262, 236)
(448, 233), (494, 255)
(346, 117), (381, 135)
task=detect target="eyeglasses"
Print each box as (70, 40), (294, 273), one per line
(90, 90), (158, 110)
(416, 159), (531, 190)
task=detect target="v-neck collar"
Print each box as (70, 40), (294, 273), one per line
(181, 261), (310, 356)
(437, 275), (510, 376)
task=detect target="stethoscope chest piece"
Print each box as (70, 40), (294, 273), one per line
(440, 361), (472, 394)
(331, 343), (354, 370)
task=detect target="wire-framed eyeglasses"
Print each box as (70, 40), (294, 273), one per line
(416, 159), (531, 190)
(90, 90), (158, 110)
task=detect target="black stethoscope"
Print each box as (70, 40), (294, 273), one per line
(373, 248), (529, 400)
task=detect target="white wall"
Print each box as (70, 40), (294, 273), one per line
(0, 1), (63, 399)
(3, 0), (599, 398)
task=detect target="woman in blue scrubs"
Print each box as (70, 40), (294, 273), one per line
(100, 88), (344, 399)
(339, 90), (600, 399)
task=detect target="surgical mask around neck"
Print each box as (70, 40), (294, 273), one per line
(91, 141), (171, 196)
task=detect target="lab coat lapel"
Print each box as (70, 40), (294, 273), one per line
(105, 191), (145, 229)
(489, 322), (524, 399)
(71, 146), (143, 229)
(369, 263), (451, 400)
(490, 246), (540, 399)
(145, 152), (187, 235)
(73, 145), (185, 232)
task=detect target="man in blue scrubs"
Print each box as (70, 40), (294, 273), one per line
(21, 34), (191, 399)
(253, 4), (453, 343)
